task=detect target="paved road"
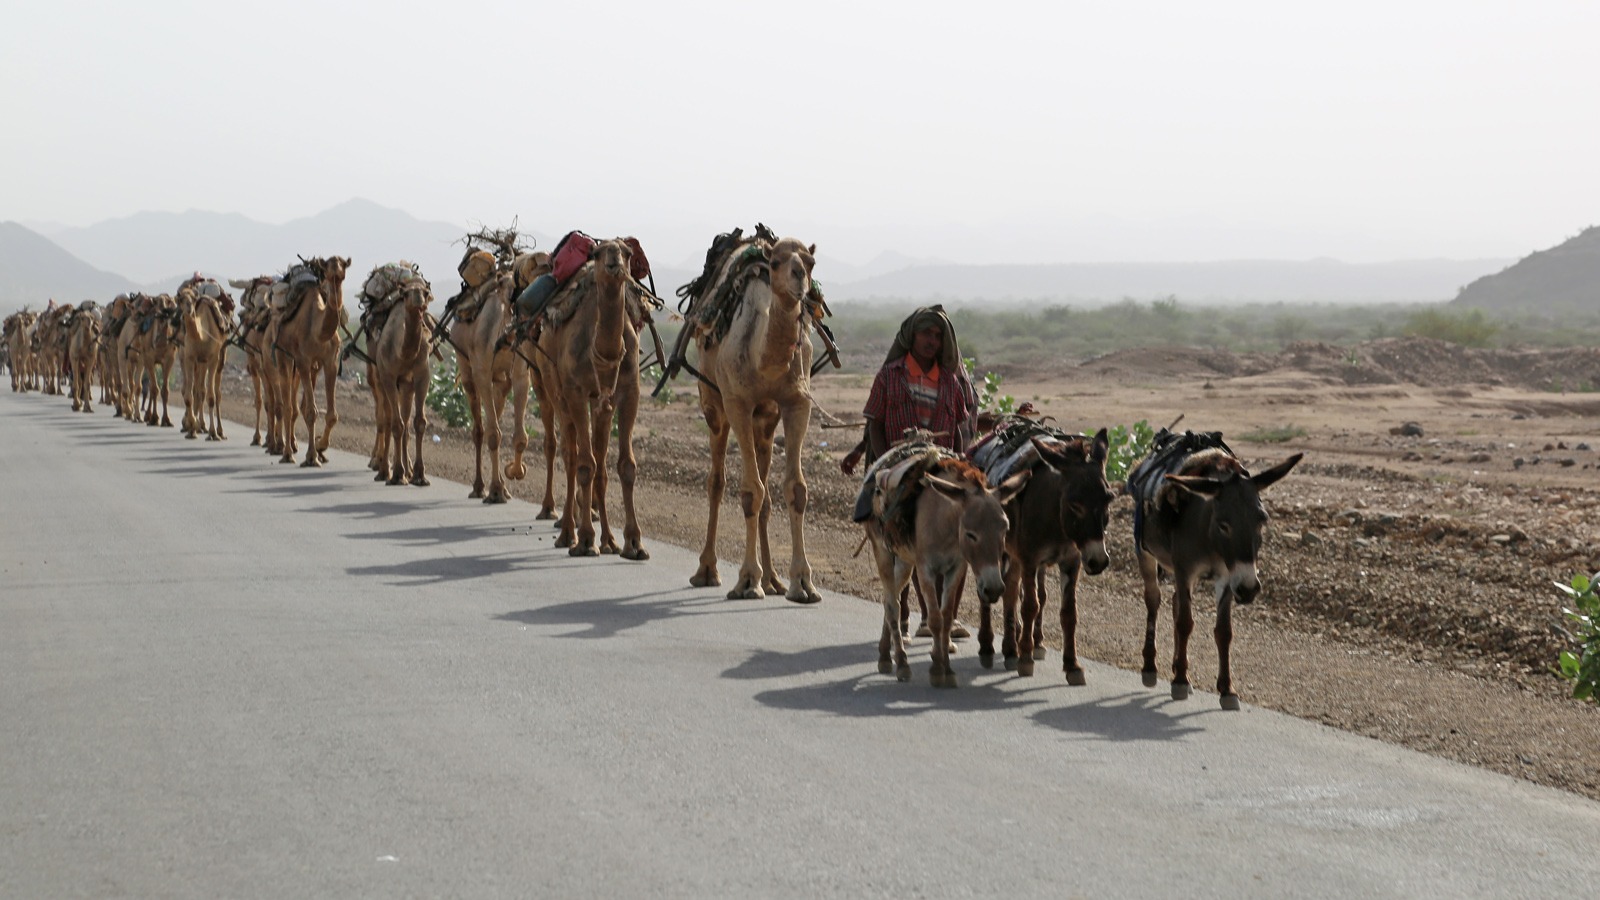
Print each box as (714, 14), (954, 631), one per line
(3, 389), (1597, 898)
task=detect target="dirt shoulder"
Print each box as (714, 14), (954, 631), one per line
(215, 335), (1600, 801)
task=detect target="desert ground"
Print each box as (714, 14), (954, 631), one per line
(211, 335), (1600, 800)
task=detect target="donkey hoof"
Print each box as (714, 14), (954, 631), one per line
(897, 666), (911, 683)
(1003, 655), (1018, 672)
(1065, 667), (1087, 686)
(977, 651), (995, 670)
(1171, 682), (1191, 701)
(1220, 694), (1241, 711)
(1142, 670), (1159, 688)
(1016, 659), (1035, 678)
(1032, 647), (1046, 661)
(938, 670), (959, 689)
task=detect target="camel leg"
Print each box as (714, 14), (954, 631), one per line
(778, 400), (818, 604)
(481, 362), (509, 504)
(465, 377), (486, 498)
(752, 410), (784, 597)
(506, 361), (531, 483)
(180, 362), (197, 436)
(408, 377), (429, 487)
(591, 398), (619, 555)
(317, 361), (337, 463)
(723, 397), (767, 599)
(373, 376), (395, 482)
(299, 364), (322, 467)
(209, 360), (225, 440)
(279, 365), (301, 463)
(566, 394), (598, 556)
(249, 368), (263, 445)
(537, 386), (558, 520)
(691, 397), (729, 588)
(158, 365), (172, 427)
(555, 418), (579, 549)
(367, 362), (385, 470)
(385, 375), (409, 486)
(613, 374), (646, 561)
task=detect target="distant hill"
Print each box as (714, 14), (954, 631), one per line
(1451, 226), (1600, 313)
(826, 257), (1511, 304)
(49, 198), (502, 293)
(0, 222), (136, 314)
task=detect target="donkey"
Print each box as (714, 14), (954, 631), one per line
(978, 429), (1116, 680)
(1132, 444), (1302, 709)
(863, 448), (1030, 687)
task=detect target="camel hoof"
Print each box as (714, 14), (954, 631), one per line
(977, 651), (994, 670)
(554, 533), (574, 549)
(250, 436), (261, 446)
(206, 434), (220, 442)
(535, 508), (556, 521)
(878, 659), (893, 675)
(1220, 694), (1241, 711)
(689, 568), (720, 588)
(386, 476), (405, 486)
(317, 451), (328, 463)
(621, 546), (649, 561)
(1016, 658), (1035, 678)
(569, 544), (599, 558)
(763, 578), (786, 597)
(1171, 682), (1191, 701)
(468, 488), (485, 499)
(727, 587), (762, 601)
(785, 587), (821, 605)
(1033, 647), (1047, 661)
(300, 459), (321, 469)
(1141, 670), (1159, 688)
(1065, 668), (1087, 686)
(185, 433), (197, 440)
(411, 476), (430, 487)
(279, 456), (295, 465)
(374, 471), (387, 482)
(482, 493), (508, 505)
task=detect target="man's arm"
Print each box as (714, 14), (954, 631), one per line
(867, 416), (889, 464)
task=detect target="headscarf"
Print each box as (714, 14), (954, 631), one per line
(885, 304), (965, 375)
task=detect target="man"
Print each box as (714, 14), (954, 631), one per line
(849, 305), (980, 638)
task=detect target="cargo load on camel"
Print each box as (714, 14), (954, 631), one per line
(343, 261), (431, 364)
(661, 223), (840, 394)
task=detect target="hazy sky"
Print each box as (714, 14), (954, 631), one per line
(4, 1), (1596, 267)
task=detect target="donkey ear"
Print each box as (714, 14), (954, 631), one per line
(1165, 473), (1225, 499)
(922, 474), (968, 500)
(993, 468), (1033, 505)
(1091, 427), (1110, 463)
(1030, 436), (1070, 469)
(1251, 453), (1303, 491)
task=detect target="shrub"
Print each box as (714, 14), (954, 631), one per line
(963, 356), (1016, 416)
(427, 358), (472, 428)
(1104, 419), (1156, 484)
(1557, 573), (1600, 702)
(1402, 308), (1500, 347)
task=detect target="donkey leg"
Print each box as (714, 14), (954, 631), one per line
(1032, 568), (1048, 660)
(1015, 563), (1040, 677)
(1170, 574), (1196, 701)
(1060, 560), (1087, 685)
(1137, 548), (1163, 688)
(1215, 588), (1239, 710)
(981, 554), (1021, 668)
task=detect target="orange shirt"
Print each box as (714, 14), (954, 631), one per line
(905, 356), (941, 429)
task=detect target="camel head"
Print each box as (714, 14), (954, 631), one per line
(401, 280), (432, 313)
(766, 238), (816, 303)
(322, 256), (351, 286)
(594, 240), (632, 282)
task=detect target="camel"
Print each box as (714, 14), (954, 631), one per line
(34, 302), (69, 396)
(533, 239), (647, 558)
(175, 286), (230, 440)
(96, 297), (127, 408)
(4, 309), (38, 392)
(228, 277), (278, 447)
(271, 256), (350, 466)
(128, 294), (180, 426)
(445, 270), (538, 505)
(681, 234), (823, 602)
(65, 303), (102, 413)
(114, 295), (149, 420)
(367, 277), (434, 486)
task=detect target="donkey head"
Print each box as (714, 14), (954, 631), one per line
(924, 467), (1031, 604)
(1032, 428), (1116, 575)
(1164, 452), (1303, 604)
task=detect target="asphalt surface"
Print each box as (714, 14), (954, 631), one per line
(4, 388), (1599, 898)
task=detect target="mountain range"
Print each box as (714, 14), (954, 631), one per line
(0, 198), (1553, 318)
(1450, 225), (1600, 313)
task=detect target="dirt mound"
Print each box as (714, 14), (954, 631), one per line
(1074, 345), (1274, 380)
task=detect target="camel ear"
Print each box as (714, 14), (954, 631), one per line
(1251, 453), (1303, 491)
(1165, 473), (1225, 499)
(923, 474), (967, 500)
(993, 468), (1032, 505)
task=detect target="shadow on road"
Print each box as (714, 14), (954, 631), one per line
(494, 587), (756, 640)
(1028, 690), (1207, 742)
(344, 520), (522, 545)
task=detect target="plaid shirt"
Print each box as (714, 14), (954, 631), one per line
(863, 356), (977, 452)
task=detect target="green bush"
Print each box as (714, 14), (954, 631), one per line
(1402, 308), (1500, 347)
(962, 356), (1015, 416)
(1104, 419), (1156, 484)
(427, 358), (472, 428)
(1557, 573), (1600, 702)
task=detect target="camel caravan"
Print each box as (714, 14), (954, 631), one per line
(4, 223), (1304, 707)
